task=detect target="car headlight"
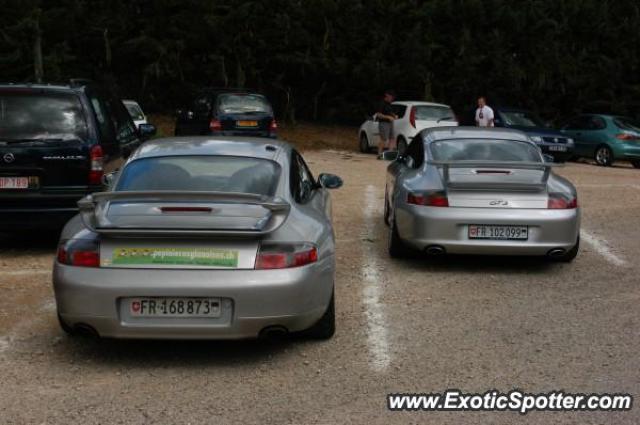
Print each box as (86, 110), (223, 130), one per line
(567, 138), (574, 144)
(529, 136), (543, 143)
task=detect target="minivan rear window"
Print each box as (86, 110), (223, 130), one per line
(217, 94), (272, 114)
(116, 155), (281, 196)
(0, 91), (88, 141)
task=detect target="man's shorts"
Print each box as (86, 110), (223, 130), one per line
(378, 121), (393, 141)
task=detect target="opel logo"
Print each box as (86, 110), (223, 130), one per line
(3, 153), (15, 163)
(489, 200), (509, 206)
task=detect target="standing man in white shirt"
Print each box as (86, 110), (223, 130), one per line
(475, 96), (495, 127)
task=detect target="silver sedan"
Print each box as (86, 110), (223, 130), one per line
(383, 127), (580, 261)
(53, 137), (342, 340)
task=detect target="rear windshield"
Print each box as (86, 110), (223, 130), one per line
(614, 117), (640, 133)
(499, 111), (545, 127)
(430, 139), (542, 162)
(116, 155), (281, 196)
(415, 105), (454, 121)
(124, 103), (145, 120)
(0, 91), (88, 141)
(217, 94), (271, 114)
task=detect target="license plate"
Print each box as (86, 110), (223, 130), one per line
(0, 176), (31, 189)
(548, 145), (567, 152)
(128, 297), (221, 318)
(236, 120), (258, 127)
(468, 225), (529, 240)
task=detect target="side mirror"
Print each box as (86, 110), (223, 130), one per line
(543, 154), (555, 163)
(138, 123), (157, 139)
(318, 173), (343, 189)
(380, 150), (399, 161)
(102, 171), (117, 188)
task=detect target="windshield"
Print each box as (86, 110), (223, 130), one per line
(218, 94), (271, 114)
(430, 139), (542, 162)
(116, 155), (281, 196)
(499, 111), (545, 127)
(614, 117), (640, 133)
(0, 91), (88, 141)
(415, 105), (454, 121)
(125, 103), (145, 120)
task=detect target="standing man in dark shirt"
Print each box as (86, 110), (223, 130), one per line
(375, 89), (398, 157)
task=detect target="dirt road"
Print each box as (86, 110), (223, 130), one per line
(0, 151), (638, 424)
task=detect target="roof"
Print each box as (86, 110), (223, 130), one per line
(423, 126), (531, 142)
(393, 101), (451, 108)
(130, 137), (289, 161)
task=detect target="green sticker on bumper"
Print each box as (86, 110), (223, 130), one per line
(112, 247), (239, 267)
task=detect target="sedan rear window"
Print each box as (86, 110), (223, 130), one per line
(614, 117), (640, 133)
(218, 94), (271, 114)
(0, 91), (88, 141)
(430, 139), (542, 162)
(116, 156), (281, 196)
(415, 105), (454, 121)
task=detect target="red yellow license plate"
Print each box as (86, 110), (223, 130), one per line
(0, 176), (33, 189)
(237, 120), (258, 127)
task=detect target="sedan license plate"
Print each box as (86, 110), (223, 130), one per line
(236, 120), (258, 127)
(548, 145), (567, 152)
(468, 225), (529, 240)
(0, 176), (31, 189)
(128, 297), (221, 318)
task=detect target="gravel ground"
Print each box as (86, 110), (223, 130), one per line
(0, 151), (638, 424)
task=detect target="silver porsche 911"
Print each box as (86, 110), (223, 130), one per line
(383, 127), (580, 261)
(53, 137), (342, 340)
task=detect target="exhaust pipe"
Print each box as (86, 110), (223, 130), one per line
(547, 248), (566, 258)
(73, 323), (100, 338)
(259, 325), (289, 340)
(425, 245), (446, 256)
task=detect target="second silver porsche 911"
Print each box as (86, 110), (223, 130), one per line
(383, 127), (580, 261)
(53, 137), (342, 340)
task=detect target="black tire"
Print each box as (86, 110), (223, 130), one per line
(554, 236), (580, 263)
(388, 218), (409, 258)
(304, 291), (335, 339)
(57, 314), (75, 336)
(397, 137), (408, 155)
(594, 145), (613, 166)
(383, 189), (390, 226)
(359, 133), (370, 153)
(631, 160), (640, 169)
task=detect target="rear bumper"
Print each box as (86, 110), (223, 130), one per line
(539, 143), (574, 158)
(615, 142), (640, 160)
(53, 256), (335, 339)
(396, 205), (580, 255)
(213, 130), (277, 139)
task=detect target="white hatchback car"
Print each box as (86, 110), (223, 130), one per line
(123, 99), (148, 128)
(358, 101), (458, 153)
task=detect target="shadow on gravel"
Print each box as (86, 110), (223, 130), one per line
(393, 253), (558, 274)
(0, 230), (60, 253)
(54, 335), (312, 368)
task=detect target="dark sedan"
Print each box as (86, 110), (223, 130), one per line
(494, 108), (574, 162)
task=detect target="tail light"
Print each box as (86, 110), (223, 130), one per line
(407, 191), (449, 207)
(255, 243), (318, 269)
(409, 107), (417, 128)
(548, 193), (578, 209)
(209, 119), (222, 132)
(57, 239), (100, 268)
(616, 133), (639, 140)
(269, 119), (278, 133)
(88, 145), (104, 185)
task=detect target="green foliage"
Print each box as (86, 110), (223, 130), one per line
(1, 0), (639, 124)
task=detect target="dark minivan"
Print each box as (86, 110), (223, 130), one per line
(0, 81), (156, 230)
(174, 89), (277, 138)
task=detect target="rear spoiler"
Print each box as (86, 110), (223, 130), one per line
(78, 191), (290, 237)
(428, 160), (562, 191)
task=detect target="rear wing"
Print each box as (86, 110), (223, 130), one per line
(428, 160), (562, 191)
(78, 191), (290, 237)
